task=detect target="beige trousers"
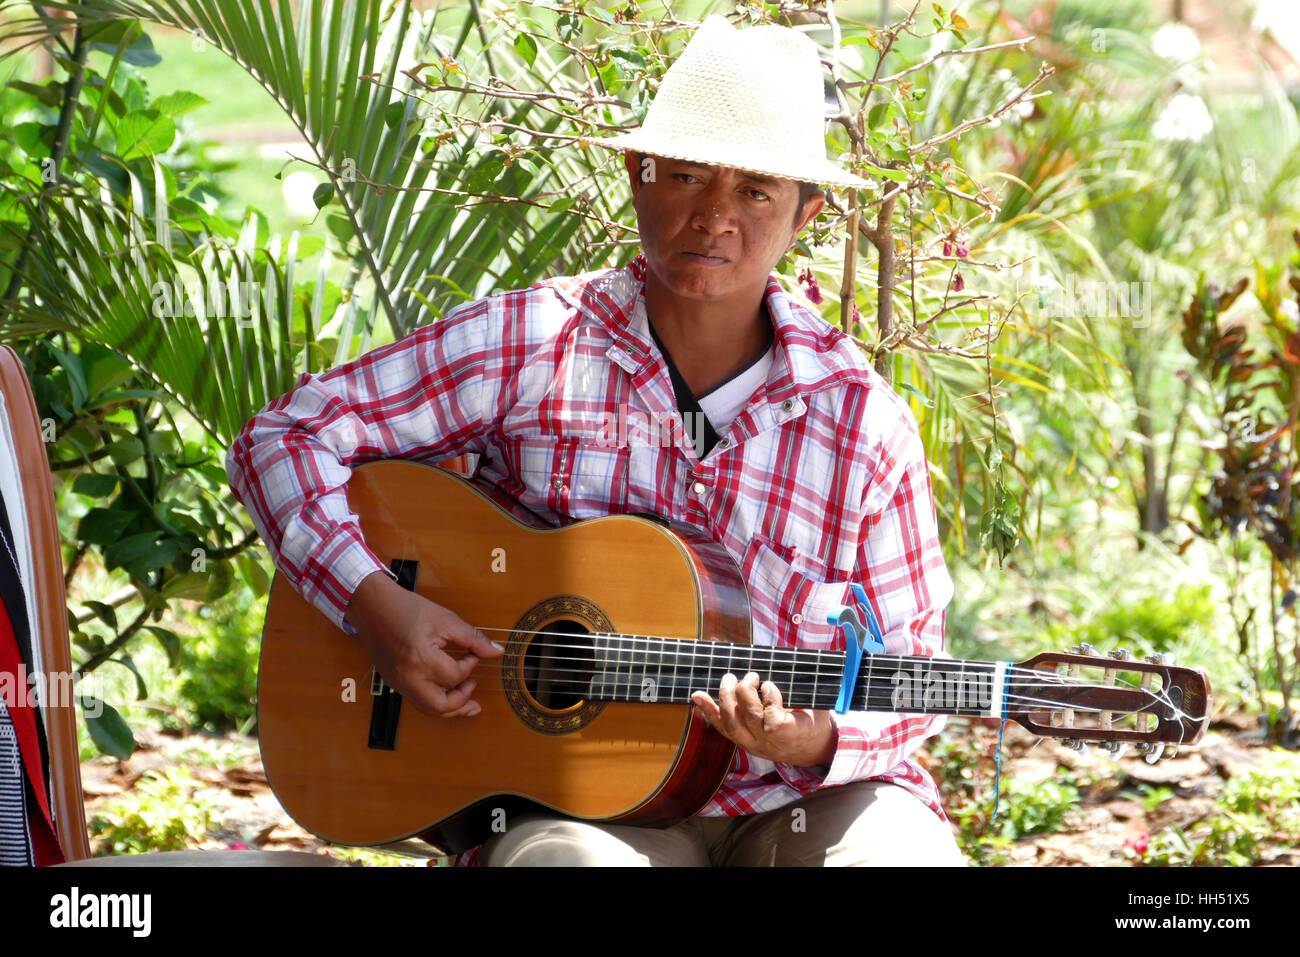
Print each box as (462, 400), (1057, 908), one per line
(480, 781), (967, 867)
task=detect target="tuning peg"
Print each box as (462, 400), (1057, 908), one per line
(1100, 740), (1126, 760)
(1137, 742), (1165, 764)
(1145, 652), (1175, 666)
(1061, 738), (1087, 753)
(1109, 648), (1134, 661)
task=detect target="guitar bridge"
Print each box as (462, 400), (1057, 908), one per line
(367, 558), (418, 750)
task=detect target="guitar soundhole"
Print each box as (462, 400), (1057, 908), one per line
(504, 595), (610, 735)
(523, 619), (592, 711)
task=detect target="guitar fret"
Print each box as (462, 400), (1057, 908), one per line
(668, 638), (681, 704)
(655, 635), (664, 704)
(634, 635), (645, 702)
(618, 634), (629, 702)
(632, 636), (642, 702)
(812, 649), (823, 710)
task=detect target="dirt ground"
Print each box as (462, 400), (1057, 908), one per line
(75, 710), (1297, 866)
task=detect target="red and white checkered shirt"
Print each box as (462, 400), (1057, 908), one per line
(226, 253), (953, 836)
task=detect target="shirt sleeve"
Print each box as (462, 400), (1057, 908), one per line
(224, 300), (495, 633)
(779, 406), (953, 792)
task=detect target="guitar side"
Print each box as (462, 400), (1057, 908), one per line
(257, 461), (751, 852)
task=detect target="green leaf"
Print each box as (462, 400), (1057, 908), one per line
(867, 102), (896, 130)
(71, 472), (119, 498)
(144, 625), (182, 669)
(514, 33), (538, 68)
(7, 80), (62, 108)
(117, 110), (176, 160)
(78, 149), (130, 195)
(312, 182), (334, 209)
(599, 59), (621, 95)
(863, 163), (909, 182)
(608, 49), (645, 70)
(103, 531), (164, 575)
(162, 572), (209, 601)
(326, 212), (354, 243)
(80, 697), (136, 759)
(82, 346), (135, 396)
(89, 29), (161, 68)
(42, 341), (87, 407)
(152, 91), (208, 117)
(897, 382), (934, 407)
(106, 437), (144, 467)
(81, 600), (119, 631)
(205, 560), (235, 602)
(237, 552), (271, 597)
(292, 236), (325, 259)
(110, 654), (150, 701)
(79, 507), (136, 545)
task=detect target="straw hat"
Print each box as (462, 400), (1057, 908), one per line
(601, 15), (871, 189)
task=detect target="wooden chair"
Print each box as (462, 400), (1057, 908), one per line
(0, 343), (335, 866)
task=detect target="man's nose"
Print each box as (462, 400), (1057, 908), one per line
(691, 183), (739, 233)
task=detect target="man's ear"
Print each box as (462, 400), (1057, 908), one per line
(788, 191), (826, 249)
(796, 191), (826, 234)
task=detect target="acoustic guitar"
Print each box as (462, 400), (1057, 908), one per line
(257, 460), (1211, 853)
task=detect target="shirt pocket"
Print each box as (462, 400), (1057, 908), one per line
(506, 434), (630, 521)
(741, 535), (852, 651)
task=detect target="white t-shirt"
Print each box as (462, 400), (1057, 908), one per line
(698, 345), (774, 433)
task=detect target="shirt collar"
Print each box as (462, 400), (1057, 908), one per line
(551, 253), (874, 403)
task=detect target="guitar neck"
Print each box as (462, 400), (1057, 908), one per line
(582, 634), (1011, 718)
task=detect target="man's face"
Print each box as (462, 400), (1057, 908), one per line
(624, 153), (824, 307)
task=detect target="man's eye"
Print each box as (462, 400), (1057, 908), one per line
(672, 173), (698, 184)
(747, 188), (770, 201)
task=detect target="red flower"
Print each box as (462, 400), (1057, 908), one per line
(229, 842), (249, 851)
(955, 244), (969, 258)
(954, 272), (965, 292)
(943, 240), (953, 257)
(799, 269), (823, 304)
(851, 302), (861, 326)
(1123, 832), (1150, 856)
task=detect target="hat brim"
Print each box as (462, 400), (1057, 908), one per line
(600, 129), (874, 190)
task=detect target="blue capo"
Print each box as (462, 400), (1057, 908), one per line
(826, 582), (886, 714)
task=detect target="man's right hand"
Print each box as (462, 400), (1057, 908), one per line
(344, 570), (504, 718)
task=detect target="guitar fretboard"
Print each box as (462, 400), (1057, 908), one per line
(578, 634), (1009, 717)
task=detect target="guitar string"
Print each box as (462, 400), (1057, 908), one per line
(386, 626), (1196, 726)
(468, 625), (1181, 694)
(466, 627), (1188, 714)
(428, 681), (1190, 724)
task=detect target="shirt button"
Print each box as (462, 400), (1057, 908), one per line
(716, 437), (730, 449)
(782, 399), (795, 412)
(552, 477), (564, 490)
(691, 480), (706, 495)
(791, 613), (803, 625)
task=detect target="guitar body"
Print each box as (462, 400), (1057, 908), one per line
(258, 460), (751, 852)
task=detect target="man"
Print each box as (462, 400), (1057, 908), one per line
(226, 15), (963, 866)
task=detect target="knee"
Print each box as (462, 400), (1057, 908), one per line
(481, 817), (650, 867)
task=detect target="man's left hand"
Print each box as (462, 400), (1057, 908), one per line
(692, 672), (837, 767)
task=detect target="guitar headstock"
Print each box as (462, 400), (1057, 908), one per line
(1009, 646), (1212, 762)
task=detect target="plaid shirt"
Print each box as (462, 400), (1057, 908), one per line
(226, 253), (953, 833)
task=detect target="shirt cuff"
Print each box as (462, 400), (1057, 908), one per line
(300, 526), (397, 634)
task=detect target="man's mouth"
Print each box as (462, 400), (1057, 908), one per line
(682, 251), (728, 265)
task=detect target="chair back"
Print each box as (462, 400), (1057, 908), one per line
(0, 344), (90, 860)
